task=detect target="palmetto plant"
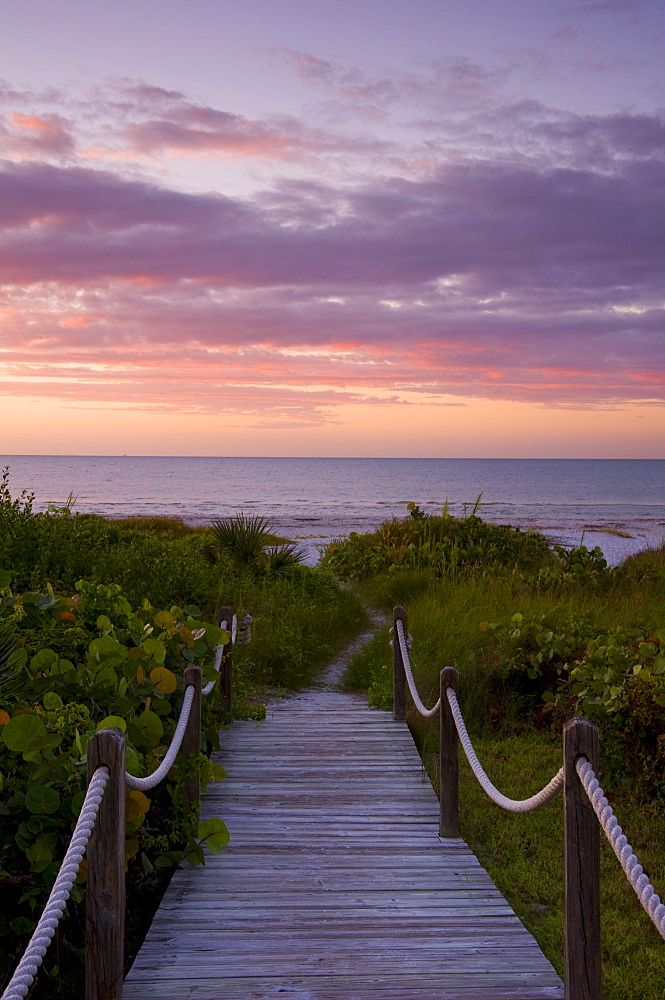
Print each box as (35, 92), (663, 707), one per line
(210, 514), (303, 575)
(211, 514), (273, 566)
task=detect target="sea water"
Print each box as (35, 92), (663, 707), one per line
(2, 456), (664, 566)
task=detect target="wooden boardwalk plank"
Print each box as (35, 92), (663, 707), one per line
(123, 691), (563, 999)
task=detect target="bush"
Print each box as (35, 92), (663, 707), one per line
(0, 578), (228, 995)
(322, 509), (563, 581)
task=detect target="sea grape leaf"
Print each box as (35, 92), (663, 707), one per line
(89, 636), (127, 666)
(125, 746), (142, 777)
(2, 715), (45, 751)
(95, 667), (118, 688)
(142, 638), (166, 664)
(96, 715), (127, 733)
(22, 733), (62, 760)
(136, 710), (163, 744)
(26, 840), (53, 872)
(197, 817), (230, 854)
(126, 790), (150, 821)
(43, 692), (63, 711)
(150, 666), (177, 694)
(154, 610), (175, 629)
(30, 649), (59, 673)
(25, 784), (60, 815)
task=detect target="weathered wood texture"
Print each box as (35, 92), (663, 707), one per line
(564, 718), (601, 1000)
(124, 689), (563, 999)
(86, 728), (126, 1000)
(439, 666), (459, 838)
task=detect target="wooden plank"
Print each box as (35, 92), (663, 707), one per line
(124, 687), (563, 999)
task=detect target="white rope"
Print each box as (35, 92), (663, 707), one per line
(446, 687), (564, 812)
(125, 684), (195, 790)
(1, 767), (109, 1000)
(202, 614), (237, 697)
(394, 618), (441, 718)
(576, 757), (665, 941)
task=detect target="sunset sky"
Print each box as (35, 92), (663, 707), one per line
(1, 0), (663, 456)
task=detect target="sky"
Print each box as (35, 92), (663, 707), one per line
(0, 0), (664, 457)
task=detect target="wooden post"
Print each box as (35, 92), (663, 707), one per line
(219, 605), (234, 723)
(86, 727), (126, 1000)
(392, 606), (407, 721)
(439, 667), (459, 838)
(182, 665), (203, 826)
(563, 717), (601, 1000)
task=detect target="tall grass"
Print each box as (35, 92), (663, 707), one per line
(343, 546), (665, 1000)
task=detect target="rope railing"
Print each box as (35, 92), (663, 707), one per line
(576, 757), (665, 942)
(2, 603), (240, 1000)
(1, 767), (110, 1000)
(393, 618), (440, 717)
(202, 612), (237, 698)
(446, 686), (564, 812)
(391, 604), (665, 1000)
(125, 684), (195, 791)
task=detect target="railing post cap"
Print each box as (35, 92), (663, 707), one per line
(90, 725), (125, 746)
(563, 716), (599, 737)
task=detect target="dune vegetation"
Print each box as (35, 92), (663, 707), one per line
(0, 469), (364, 998)
(329, 504), (665, 999)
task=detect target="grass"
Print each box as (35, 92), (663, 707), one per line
(341, 544), (665, 999)
(454, 731), (665, 999)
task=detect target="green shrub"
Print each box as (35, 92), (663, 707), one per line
(322, 509), (561, 581)
(0, 577), (229, 994)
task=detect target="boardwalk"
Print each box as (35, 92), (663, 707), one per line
(124, 678), (563, 999)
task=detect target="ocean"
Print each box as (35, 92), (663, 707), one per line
(2, 456), (664, 566)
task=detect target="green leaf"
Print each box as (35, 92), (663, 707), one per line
(155, 851), (182, 868)
(71, 790), (86, 816)
(125, 746), (142, 777)
(197, 817), (230, 853)
(142, 637), (166, 664)
(151, 698), (172, 717)
(0, 569), (12, 589)
(11, 916), (36, 936)
(22, 733), (62, 760)
(2, 714), (46, 751)
(43, 692), (63, 711)
(25, 784), (60, 815)
(29, 648), (59, 673)
(26, 835), (54, 871)
(136, 710), (163, 744)
(89, 636), (127, 666)
(96, 715), (127, 733)
(154, 610), (175, 629)
(95, 667), (118, 688)
(96, 615), (113, 632)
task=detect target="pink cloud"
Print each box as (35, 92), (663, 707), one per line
(0, 112), (74, 158)
(1, 75), (664, 422)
